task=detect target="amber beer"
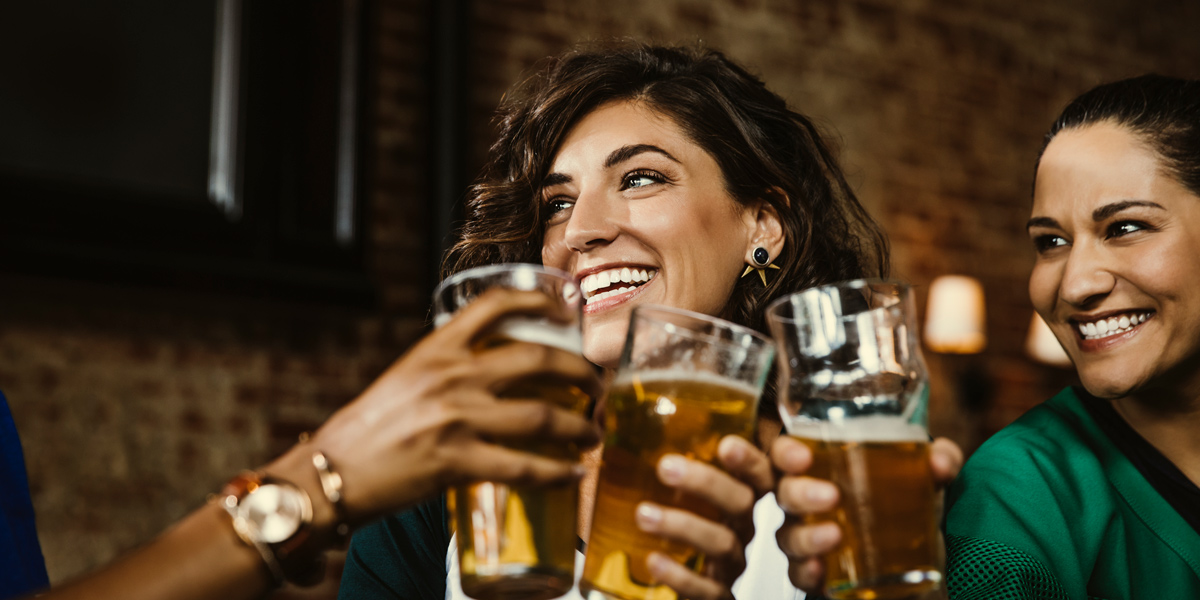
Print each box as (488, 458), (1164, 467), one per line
(579, 371), (759, 600)
(788, 416), (942, 600)
(452, 318), (592, 600)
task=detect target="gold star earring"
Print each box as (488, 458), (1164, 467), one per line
(741, 247), (780, 285)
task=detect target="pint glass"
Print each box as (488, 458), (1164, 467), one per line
(767, 280), (942, 600)
(433, 264), (591, 600)
(580, 305), (775, 600)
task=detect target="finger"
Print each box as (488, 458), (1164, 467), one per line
(452, 440), (585, 487)
(466, 400), (601, 447)
(775, 519), (841, 560)
(646, 552), (732, 600)
(439, 288), (571, 340)
(635, 502), (744, 564)
(786, 554), (827, 594)
(930, 437), (964, 487)
(717, 435), (774, 496)
(657, 454), (755, 520)
(771, 434), (813, 474)
(473, 342), (602, 400)
(775, 474), (839, 514)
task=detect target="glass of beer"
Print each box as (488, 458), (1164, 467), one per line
(433, 263), (592, 600)
(579, 305), (775, 600)
(767, 280), (942, 600)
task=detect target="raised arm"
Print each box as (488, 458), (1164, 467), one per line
(34, 289), (601, 600)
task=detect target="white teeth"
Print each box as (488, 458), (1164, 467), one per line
(1077, 312), (1151, 340)
(581, 268), (658, 304)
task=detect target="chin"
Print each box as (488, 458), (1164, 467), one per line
(1077, 368), (1139, 400)
(581, 326), (622, 368)
(583, 344), (621, 370)
(582, 317), (628, 369)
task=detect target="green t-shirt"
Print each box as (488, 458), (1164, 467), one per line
(944, 387), (1200, 599)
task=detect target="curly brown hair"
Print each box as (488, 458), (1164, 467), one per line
(443, 41), (889, 336)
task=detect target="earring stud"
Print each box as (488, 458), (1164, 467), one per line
(741, 247), (780, 285)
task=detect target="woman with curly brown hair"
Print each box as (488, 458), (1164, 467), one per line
(341, 41), (961, 600)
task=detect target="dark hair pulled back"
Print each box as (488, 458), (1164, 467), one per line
(1040, 74), (1200, 196)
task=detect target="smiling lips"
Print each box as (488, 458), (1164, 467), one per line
(1075, 311), (1153, 340)
(580, 267), (657, 306)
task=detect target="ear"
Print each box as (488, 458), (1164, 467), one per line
(742, 191), (786, 265)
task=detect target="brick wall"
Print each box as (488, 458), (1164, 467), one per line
(1, 0), (433, 584)
(2, 0), (1197, 587)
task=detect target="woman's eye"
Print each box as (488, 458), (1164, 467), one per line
(621, 171), (663, 190)
(1033, 234), (1068, 253)
(1107, 221), (1146, 238)
(544, 198), (573, 219)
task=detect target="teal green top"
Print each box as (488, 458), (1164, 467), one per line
(944, 387), (1200, 599)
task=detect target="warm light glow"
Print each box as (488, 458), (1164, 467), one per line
(1026, 313), (1073, 368)
(924, 275), (986, 354)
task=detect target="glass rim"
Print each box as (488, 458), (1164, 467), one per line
(632, 304), (773, 350)
(433, 263), (578, 309)
(765, 278), (912, 325)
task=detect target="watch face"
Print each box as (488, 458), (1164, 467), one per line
(242, 484), (306, 544)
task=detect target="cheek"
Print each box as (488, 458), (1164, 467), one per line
(541, 235), (569, 269)
(1028, 264), (1059, 316)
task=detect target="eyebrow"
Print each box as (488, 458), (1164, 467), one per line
(1091, 199), (1164, 221)
(541, 172), (571, 188)
(1025, 216), (1059, 230)
(604, 144), (680, 168)
(540, 144), (681, 193)
(1026, 199), (1167, 231)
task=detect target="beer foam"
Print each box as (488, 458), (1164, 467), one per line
(784, 415), (927, 443)
(612, 369), (763, 398)
(492, 317), (582, 354)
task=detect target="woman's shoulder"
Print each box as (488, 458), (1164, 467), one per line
(956, 387), (1108, 484)
(943, 387), (1120, 598)
(948, 386), (1117, 519)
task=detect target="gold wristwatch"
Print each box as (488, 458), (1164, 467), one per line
(218, 471), (316, 585)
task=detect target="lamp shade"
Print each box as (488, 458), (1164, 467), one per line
(1026, 312), (1073, 368)
(924, 275), (986, 354)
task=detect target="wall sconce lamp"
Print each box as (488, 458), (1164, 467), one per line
(924, 275), (987, 354)
(924, 275), (989, 412)
(1025, 313), (1073, 368)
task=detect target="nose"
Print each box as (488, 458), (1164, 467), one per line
(1058, 241), (1116, 308)
(563, 188), (619, 252)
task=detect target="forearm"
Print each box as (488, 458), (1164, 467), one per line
(38, 443), (339, 600)
(41, 502), (273, 600)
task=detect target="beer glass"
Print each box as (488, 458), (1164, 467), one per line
(767, 280), (942, 600)
(580, 305), (775, 600)
(433, 264), (591, 600)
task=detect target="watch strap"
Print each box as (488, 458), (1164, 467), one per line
(216, 472), (287, 586)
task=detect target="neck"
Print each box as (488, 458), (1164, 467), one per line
(1112, 391), (1200, 486)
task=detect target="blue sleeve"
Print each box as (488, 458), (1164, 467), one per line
(0, 391), (50, 600)
(338, 496), (450, 600)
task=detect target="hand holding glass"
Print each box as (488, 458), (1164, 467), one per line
(580, 305), (775, 600)
(768, 280), (942, 600)
(433, 264), (591, 600)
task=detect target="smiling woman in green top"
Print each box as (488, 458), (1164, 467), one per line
(943, 74), (1200, 598)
